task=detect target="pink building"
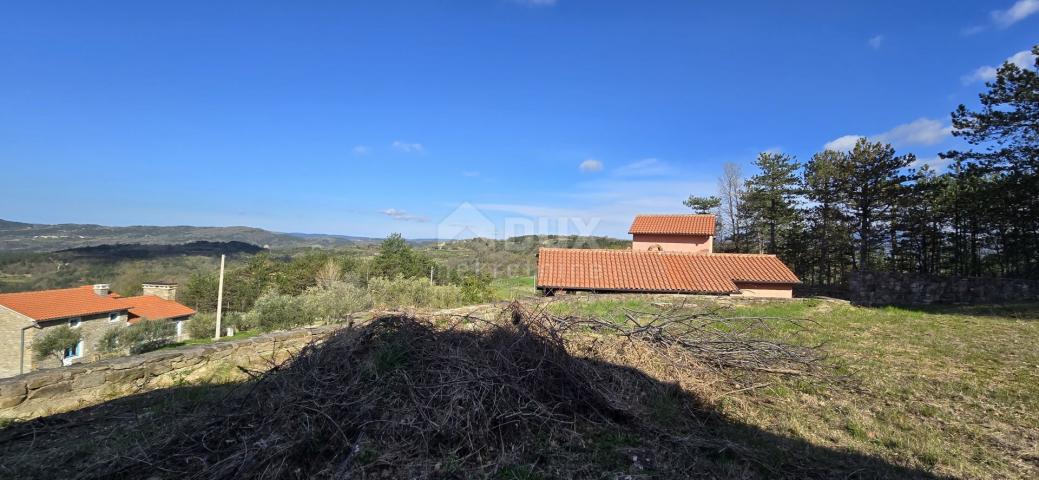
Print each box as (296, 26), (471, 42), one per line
(629, 214), (715, 253)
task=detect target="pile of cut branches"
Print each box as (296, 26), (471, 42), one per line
(527, 300), (825, 376)
(12, 301), (829, 479)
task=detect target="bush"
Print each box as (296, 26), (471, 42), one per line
(244, 292), (310, 332)
(368, 276), (464, 309)
(32, 326), (82, 362)
(302, 281), (372, 323)
(96, 327), (123, 354)
(119, 320), (177, 354)
(459, 273), (494, 304)
(187, 312), (216, 339)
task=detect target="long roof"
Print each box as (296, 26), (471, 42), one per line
(0, 286), (127, 321)
(536, 248), (799, 294)
(628, 214), (716, 236)
(116, 295), (196, 323)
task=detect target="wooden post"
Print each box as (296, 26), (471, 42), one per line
(215, 254), (225, 339)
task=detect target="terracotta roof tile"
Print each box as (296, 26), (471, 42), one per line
(116, 295), (196, 323)
(536, 249), (799, 294)
(0, 286), (127, 321)
(628, 214), (716, 235)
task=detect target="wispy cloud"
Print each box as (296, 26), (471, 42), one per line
(510, 0), (557, 6)
(867, 34), (884, 50)
(391, 140), (425, 153)
(823, 135), (864, 152)
(352, 145), (371, 156)
(461, 171), (480, 178)
(612, 158), (674, 177)
(910, 156), (954, 171)
(579, 158), (603, 173)
(381, 208), (429, 222)
(824, 118), (952, 152)
(962, 49), (1036, 84)
(992, 0), (1039, 27)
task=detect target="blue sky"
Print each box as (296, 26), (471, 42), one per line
(1, 1), (1036, 239)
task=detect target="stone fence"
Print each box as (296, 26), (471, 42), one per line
(849, 271), (1039, 306)
(0, 324), (342, 419)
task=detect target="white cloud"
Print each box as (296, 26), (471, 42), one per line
(992, 0), (1039, 27)
(824, 117), (952, 151)
(579, 158), (603, 173)
(961, 24), (987, 36)
(910, 156), (954, 171)
(823, 135), (864, 152)
(510, 0), (557, 6)
(867, 34), (884, 49)
(461, 171), (480, 177)
(962, 49), (1037, 84)
(874, 118), (952, 147)
(352, 145), (371, 156)
(613, 158), (674, 177)
(391, 141), (425, 153)
(381, 208), (429, 222)
(762, 146), (784, 154)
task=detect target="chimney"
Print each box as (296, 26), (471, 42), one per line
(142, 283), (177, 301)
(92, 284), (110, 296)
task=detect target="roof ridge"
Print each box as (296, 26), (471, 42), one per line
(538, 247), (778, 258)
(0, 285), (98, 297)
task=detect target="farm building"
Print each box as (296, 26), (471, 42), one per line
(536, 214), (799, 298)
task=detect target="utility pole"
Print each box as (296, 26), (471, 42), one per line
(215, 254), (225, 339)
(430, 265), (434, 285)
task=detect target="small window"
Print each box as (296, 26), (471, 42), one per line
(109, 312), (120, 323)
(63, 340), (83, 360)
(68, 317), (81, 328)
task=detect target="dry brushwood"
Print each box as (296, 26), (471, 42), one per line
(510, 300), (825, 377)
(66, 301), (827, 479)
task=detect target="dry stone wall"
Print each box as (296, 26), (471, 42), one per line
(0, 324), (341, 419)
(849, 271), (1039, 305)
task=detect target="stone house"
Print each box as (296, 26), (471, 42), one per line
(536, 214), (800, 298)
(0, 283), (195, 379)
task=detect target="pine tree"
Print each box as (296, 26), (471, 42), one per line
(743, 152), (802, 255)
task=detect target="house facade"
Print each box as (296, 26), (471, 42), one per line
(629, 214), (715, 253)
(0, 283), (195, 379)
(536, 214), (800, 298)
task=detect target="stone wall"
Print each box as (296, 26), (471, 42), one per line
(849, 271), (1039, 305)
(0, 324), (341, 419)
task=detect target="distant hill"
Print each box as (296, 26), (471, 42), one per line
(0, 219), (380, 252)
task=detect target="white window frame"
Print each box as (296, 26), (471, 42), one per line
(68, 317), (82, 329)
(62, 339), (84, 365)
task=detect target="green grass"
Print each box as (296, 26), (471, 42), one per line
(490, 276), (536, 300)
(158, 329), (265, 350)
(554, 297), (1039, 479)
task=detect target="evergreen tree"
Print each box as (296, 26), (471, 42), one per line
(743, 152), (802, 254)
(840, 138), (912, 271)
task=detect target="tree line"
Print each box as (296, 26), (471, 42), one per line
(686, 45), (1039, 288)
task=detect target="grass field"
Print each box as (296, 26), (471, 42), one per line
(552, 297), (1039, 478)
(2, 297), (1036, 478)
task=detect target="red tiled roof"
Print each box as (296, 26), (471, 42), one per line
(116, 295), (196, 324)
(536, 248), (799, 294)
(0, 286), (127, 321)
(628, 214), (716, 236)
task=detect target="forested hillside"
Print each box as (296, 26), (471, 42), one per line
(0, 219), (375, 252)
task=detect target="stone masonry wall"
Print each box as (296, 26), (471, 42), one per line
(0, 324), (341, 420)
(849, 271), (1039, 306)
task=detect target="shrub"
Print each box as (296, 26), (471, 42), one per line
(245, 292), (310, 332)
(96, 327), (123, 354)
(119, 320), (177, 354)
(302, 281), (372, 323)
(32, 326), (82, 362)
(368, 276), (464, 309)
(187, 312), (216, 339)
(459, 273), (494, 304)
